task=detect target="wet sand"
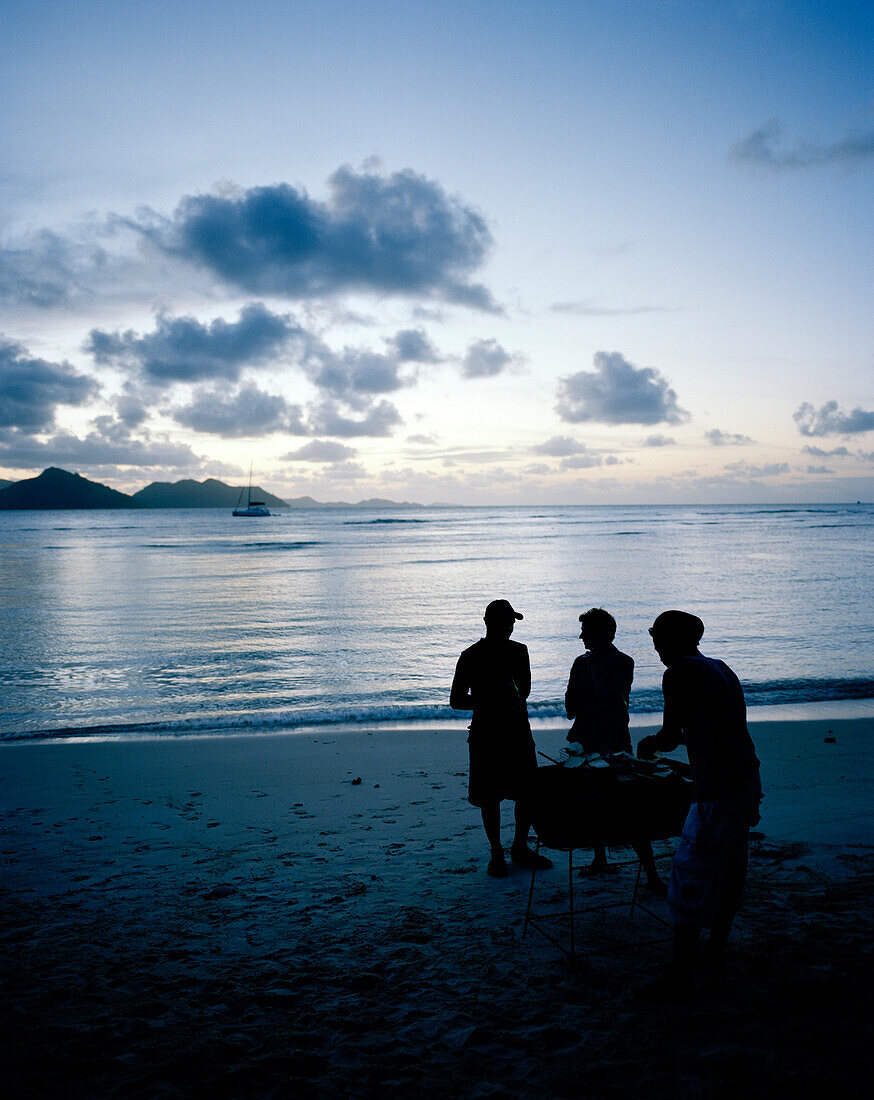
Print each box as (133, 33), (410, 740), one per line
(2, 717), (872, 1097)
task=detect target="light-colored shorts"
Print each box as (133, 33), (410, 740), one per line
(668, 772), (762, 926)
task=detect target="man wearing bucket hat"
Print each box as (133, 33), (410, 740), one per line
(638, 610), (762, 993)
(450, 599), (553, 878)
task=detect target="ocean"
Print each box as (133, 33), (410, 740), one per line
(1, 503), (872, 742)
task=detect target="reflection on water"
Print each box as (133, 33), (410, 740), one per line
(0, 504), (872, 738)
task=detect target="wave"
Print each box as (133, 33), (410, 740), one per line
(140, 540), (324, 551)
(343, 518), (429, 525)
(4, 675), (872, 744)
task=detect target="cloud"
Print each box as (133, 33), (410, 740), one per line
(0, 336), (99, 432)
(723, 460), (790, 478)
(0, 230), (103, 309)
(406, 433), (437, 445)
(794, 401), (874, 436)
(135, 165), (497, 309)
(87, 307), (428, 440)
(321, 460), (367, 481)
(643, 434), (676, 447)
(385, 328), (441, 363)
(308, 399), (402, 438)
(87, 303), (304, 384)
(561, 454), (602, 470)
(704, 428), (754, 446)
(556, 351), (688, 425)
(311, 347), (411, 404)
(172, 383), (308, 438)
(461, 339), (518, 378)
(0, 425), (201, 471)
(533, 435), (587, 457)
(282, 440), (357, 463)
(732, 119), (874, 169)
(801, 444), (851, 458)
(551, 300), (674, 316)
(806, 465), (834, 474)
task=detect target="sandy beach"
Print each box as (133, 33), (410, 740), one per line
(2, 714), (872, 1098)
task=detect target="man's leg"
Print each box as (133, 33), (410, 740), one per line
(632, 839), (668, 894)
(510, 802), (552, 869)
(481, 802), (502, 851)
(705, 827), (750, 968)
(480, 802), (508, 877)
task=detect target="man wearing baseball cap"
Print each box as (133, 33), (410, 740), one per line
(638, 610), (762, 993)
(450, 599), (552, 878)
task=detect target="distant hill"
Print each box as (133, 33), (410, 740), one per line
(0, 467), (138, 510)
(0, 468), (423, 510)
(131, 478), (288, 509)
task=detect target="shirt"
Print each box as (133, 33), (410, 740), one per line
(564, 644), (634, 754)
(655, 653), (759, 800)
(450, 637), (531, 734)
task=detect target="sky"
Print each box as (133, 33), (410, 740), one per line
(1, 0), (872, 504)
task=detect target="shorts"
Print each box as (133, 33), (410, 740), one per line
(467, 724), (538, 808)
(668, 771), (762, 926)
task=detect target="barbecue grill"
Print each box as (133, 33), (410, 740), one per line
(519, 756), (693, 959)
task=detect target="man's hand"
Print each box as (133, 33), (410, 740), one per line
(637, 734), (659, 760)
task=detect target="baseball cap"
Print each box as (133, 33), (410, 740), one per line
(484, 599), (523, 621)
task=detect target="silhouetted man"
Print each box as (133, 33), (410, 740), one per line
(566, 607), (665, 892)
(638, 610), (762, 993)
(450, 599), (552, 878)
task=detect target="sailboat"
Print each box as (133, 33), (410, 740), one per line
(233, 464), (271, 516)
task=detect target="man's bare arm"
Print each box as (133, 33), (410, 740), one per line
(637, 690), (682, 758)
(449, 656), (474, 712)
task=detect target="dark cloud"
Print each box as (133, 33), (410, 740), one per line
(801, 444), (851, 458)
(173, 383), (308, 438)
(724, 460), (790, 478)
(136, 166), (497, 310)
(114, 393), (149, 428)
(732, 119), (874, 169)
(556, 351), (687, 426)
(533, 435), (587, 457)
(705, 428), (754, 446)
(305, 327), (441, 410)
(282, 440), (357, 463)
(85, 306), (432, 442)
(561, 454), (602, 470)
(385, 328), (441, 363)
(309, 399), (402, 438)
(87, 303), (304, 384)
(461, 339), (517, 379)
(643, 434), (676, 447)
(0, 230), (99, 308)
(794, 401), (874, 436)
(0, 336), (99, 432)
(0, 425), (200, 470)
(311, 348), (408, 403)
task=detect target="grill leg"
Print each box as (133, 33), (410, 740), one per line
(568, 849), (575, 959)
(630, 858), (643, 917)
(522, 840), (540, 939)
